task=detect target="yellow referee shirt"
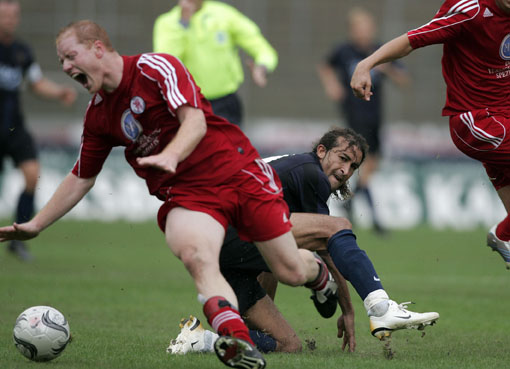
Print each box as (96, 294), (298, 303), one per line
(153, 1), (278, 99)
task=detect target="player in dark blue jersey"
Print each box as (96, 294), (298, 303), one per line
(0, 0), (76, 260)
(317, 7), (409, 234)
(168, 128), (439, 354)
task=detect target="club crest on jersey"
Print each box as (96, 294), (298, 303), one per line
(216, 31), (227, 44)
(121, 109), (143, 141)
(130, 96), (146, 114)
(500, 34), (510, 60)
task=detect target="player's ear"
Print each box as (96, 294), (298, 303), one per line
(93, 40), (105, 58)
(316, 144), (327, 159)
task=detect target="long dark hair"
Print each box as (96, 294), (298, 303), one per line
(313, 127), (369, 199)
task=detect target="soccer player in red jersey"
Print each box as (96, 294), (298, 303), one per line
(351, 0), (510, 270)
(0, 20), (336, 369)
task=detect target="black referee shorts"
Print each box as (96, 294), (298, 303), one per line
(0, 126), (38, 172)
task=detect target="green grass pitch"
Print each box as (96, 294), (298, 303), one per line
(1, 220), (509, 368)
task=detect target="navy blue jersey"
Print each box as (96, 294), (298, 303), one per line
(0, 40), (35, 133)
(220, 152), (333, 312)
(269, 152), (331, 215)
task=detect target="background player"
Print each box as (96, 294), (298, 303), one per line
(153, 0), (277, 128)
(0, 20), (338, 369)
(0, 0), (77, 261)
(317, 7), (409, 234)
(167, 128), (439, 355)
(351, 0), (510, 270)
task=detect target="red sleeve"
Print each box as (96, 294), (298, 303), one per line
(71, 116), (112, 179)
(407, 0), (480, 49)
(136, 53), (203, 114)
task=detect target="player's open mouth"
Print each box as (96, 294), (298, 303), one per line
(72, 72), (88, 87)
(334, 173), (344, 183)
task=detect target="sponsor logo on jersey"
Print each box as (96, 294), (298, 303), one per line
(121, 109), (143, 141)
(130, 96), (146, 114)
(500, 34), (510, 60)
(483, 8), (493, 18)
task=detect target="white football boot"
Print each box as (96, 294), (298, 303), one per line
(487, 225), (510, 270)
(166, 315), (218, 354)
(369, 301), (439, 340)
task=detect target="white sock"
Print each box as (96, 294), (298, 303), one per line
(364, 289), (390, 317)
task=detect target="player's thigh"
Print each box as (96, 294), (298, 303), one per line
(164, 207), (225, 262)
(290, 213), (351, 249)
(497, 185), (510, 214)
(243, 295), (301, 353)
(255, 232), (312, 285)
(255, 232), (300, 270)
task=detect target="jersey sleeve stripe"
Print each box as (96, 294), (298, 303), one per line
(150, 54), (187, 105)
(173, 57), (199, 108)
(138, 54), (186, 109)
(408, 1), (479, 38)
(447, 0), (478, 15)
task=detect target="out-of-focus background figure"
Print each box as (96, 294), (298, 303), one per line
(317, 7), (409, 234)
(153, 0), (278, 128)
(0, 0), (76, 261)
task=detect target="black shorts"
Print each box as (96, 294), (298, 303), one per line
(220, 226), (270, 315)
(209, 93), (243, 128)
(0, 126), (38, 172)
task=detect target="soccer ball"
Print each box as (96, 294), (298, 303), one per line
(13, 305), (71, 362)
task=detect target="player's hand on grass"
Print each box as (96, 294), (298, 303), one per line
(0, 222), (40, 242)
(337, 313), (356, 352)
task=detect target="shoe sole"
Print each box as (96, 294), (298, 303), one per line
(371, 317), (439, 340)
(214, 336), (266, 369)
(311, 293), (337, 318)
(487, 232), (510, 270)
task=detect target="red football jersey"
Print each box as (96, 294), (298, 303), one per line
(407, 0), (510, 116)
(72, 53), (260, 200)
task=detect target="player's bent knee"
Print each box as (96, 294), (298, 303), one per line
(174, 246), (216, 277)
(278, 337), (302, 353)
(328, 216), (352, 236)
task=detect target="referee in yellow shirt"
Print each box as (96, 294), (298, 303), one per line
(153, 0), (278, 128)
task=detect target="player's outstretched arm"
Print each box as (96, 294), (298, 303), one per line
(351, 33), (413, 101)
(31, 78), (77, 106)
(0, 173), (96, 242)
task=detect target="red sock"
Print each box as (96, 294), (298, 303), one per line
(203, 296), (253, 344)
(304, 258), (329, 290)
(496, 216), (510, 241)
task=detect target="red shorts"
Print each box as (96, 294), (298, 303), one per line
(157, 158), (292, 242)
(449, 108), (510, 190)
